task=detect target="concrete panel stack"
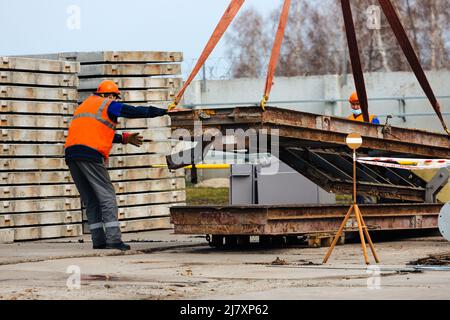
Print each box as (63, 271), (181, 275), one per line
(22, 51), (187, 234)
(0, 57), (82, 242)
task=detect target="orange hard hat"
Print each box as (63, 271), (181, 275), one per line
(96, 80), (121, 96)
(349, 92), (359, 104)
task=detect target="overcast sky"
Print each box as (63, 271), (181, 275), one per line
(0, 0), (278, 61)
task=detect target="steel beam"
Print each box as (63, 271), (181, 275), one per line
(169, 107), (450, 158)
(170, 203), (442, 235)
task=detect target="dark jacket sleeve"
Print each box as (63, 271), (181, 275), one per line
(107, 101), (167, 120)
(113, 134), (123, 144)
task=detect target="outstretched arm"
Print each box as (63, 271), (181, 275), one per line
(108, 101), (167, 120)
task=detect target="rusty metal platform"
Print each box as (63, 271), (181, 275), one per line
(169, 107), (450, 158)
(169, 107), (448, 239)
(170, 203), (442, 236)
(169, 107), (449, 202)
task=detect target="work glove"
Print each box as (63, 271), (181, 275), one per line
(122, 132), (143, 147)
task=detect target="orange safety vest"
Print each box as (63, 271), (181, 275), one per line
(347, 113), (377, 123)
(65, 95), (117, 160)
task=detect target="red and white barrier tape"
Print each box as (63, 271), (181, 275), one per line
(357, 157), (450, 170)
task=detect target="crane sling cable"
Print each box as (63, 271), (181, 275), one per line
(341, 0), (370, 123)
(260, 0), (291, 111)
(168, 0), (245, 111)
(378, 0), (450, 135)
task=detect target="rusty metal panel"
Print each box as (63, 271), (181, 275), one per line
(0, 211), (82, 227)
(169, 107), (450, 158)
(0, 57), (80, 73)
(79, 89), (175, 103)
(0, 71), (78, 87)
(170, 204), (442, 235)
(79, 64), (181, 77)
(0, 100), (76, 115)
(5, 224), (83, 241)
(0, 178), (185, 199)
(79, 77), (182, 90)
(0, 86), (78, 101)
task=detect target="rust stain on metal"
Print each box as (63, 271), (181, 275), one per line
(170, 107), (450, 157)
(171, 204), (442, 236)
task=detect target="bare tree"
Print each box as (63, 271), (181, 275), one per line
(224, 0), (450, 78)
(225, 7), (271, 78)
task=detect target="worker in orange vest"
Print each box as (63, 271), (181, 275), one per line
(347, 92), (380, 124)
(65, 80), (180, 251)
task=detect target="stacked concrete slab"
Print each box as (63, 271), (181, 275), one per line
(0, 57), (82, 242)
(21, 51), (187, 235)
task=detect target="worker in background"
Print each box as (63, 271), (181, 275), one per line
(64, 80), (180, 251)
(347, 92), (380, 124)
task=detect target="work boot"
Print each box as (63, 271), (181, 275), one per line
(93, 243), (106, 250)
(105, 242), (131, 251)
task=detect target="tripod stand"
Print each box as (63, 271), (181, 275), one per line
(323, 143), (380, 265)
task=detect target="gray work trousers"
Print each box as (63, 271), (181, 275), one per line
(67, 160), (122, 246)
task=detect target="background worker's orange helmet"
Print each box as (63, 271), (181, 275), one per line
(96, 80), (121, 96)
(349, 91), (359, 104)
